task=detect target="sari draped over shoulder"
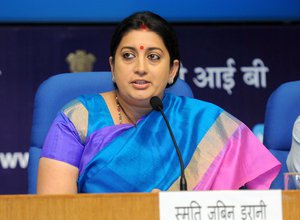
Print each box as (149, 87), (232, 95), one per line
(41, 93), (281, 193)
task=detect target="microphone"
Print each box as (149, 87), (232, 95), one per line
(150, 96), (187, 191)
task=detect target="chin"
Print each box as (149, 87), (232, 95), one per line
(126, 89), (163, 102)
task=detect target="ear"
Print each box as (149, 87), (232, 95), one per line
(169, 59), (180, 81)
(109, 56), (114, 75)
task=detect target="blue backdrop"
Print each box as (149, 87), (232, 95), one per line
(0, 0), (300, 22)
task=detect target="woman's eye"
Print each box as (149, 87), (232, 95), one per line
(148, 54), (160, 61)
(122, 53), (135, 59)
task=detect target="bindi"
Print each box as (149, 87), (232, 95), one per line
(139, 45), (144, 50)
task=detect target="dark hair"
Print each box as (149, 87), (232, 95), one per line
(110, 11), (180, 87)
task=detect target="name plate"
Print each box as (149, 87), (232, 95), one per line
(159, 190), (282, 220)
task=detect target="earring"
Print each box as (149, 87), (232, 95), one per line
(112, 76), (116, 82)
(168, 78), (174, 85)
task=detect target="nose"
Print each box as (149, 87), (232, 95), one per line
(134, 57), (147, 75)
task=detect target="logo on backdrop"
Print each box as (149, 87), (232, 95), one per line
(179, 58), (269, 95)
(66, 49), (96, 73)
(0, 152), (28, 169)
(0, 69), (2, 76)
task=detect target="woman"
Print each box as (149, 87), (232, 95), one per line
(37, 11), (281, 194)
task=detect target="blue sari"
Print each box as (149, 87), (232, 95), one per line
(41, 93), (281, 192)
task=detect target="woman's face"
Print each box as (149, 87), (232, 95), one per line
(109, 29), (179, 106)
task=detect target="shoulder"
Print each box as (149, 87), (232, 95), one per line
(61, 93), (103, 116)
(165, 93), (240, 125)
(165, 93), (223, 112)
(294, 116), (300, 128)
(293, 116), (300, 143)
(60, 93), (105, 142)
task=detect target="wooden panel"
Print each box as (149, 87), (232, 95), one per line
(0, 193), (159, 220)
(282, 190), (300, 220)
(0, 191), (299, 220)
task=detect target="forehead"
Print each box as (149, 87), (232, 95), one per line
(118, 30), (166, 49)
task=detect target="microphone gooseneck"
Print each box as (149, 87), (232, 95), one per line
(150, 96), (187, 191)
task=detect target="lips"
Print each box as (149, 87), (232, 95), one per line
(133, 80), (148, 84)
(131, 79), (150, 89)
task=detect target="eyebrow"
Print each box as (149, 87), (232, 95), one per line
(121, 46), (164, 53)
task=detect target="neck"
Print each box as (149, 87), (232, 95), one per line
(115, 91), (153, 124)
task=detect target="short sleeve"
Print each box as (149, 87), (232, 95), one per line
(40, 112), (84, 168)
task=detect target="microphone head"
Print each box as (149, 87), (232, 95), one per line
(150, 96), (163, 111)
